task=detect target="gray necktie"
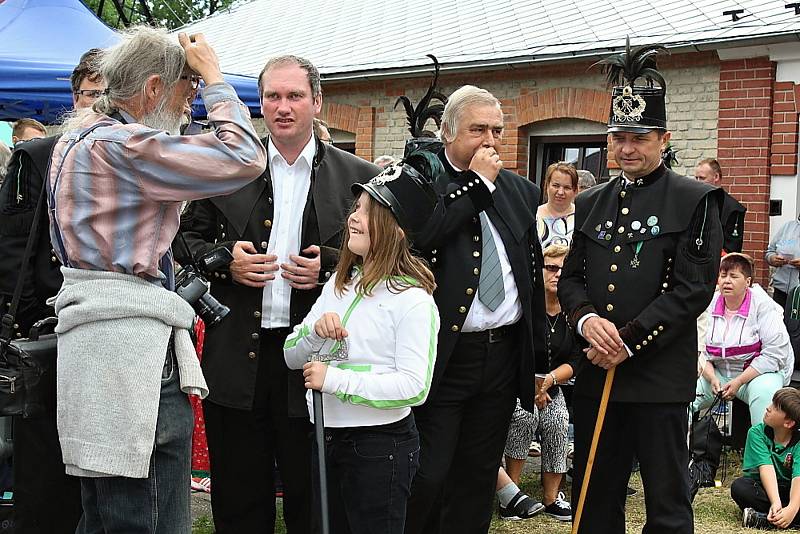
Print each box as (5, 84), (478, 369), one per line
(478, 212), (505, 311)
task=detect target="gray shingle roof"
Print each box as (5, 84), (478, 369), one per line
(177, 0), (800, 78)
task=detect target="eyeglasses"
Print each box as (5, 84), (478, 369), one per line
(543, 264), (563, 273)
(180, 75), (201, 90)
(74, 89), (105, 99)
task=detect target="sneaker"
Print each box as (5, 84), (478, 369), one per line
(528, 441), (542, 457)
(742, 507), (772, 529)
(544, 492), (572, 522)
(498, 491), (545, 520)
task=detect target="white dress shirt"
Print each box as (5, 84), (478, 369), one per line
(261, 135), (316, 329)
(444, 152), (522, 332)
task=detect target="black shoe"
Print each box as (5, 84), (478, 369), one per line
(543, 492), (572, 522)
(742, 507), (773, 529)
(626, 486), (637, 497)
(498, 491), (545, 520)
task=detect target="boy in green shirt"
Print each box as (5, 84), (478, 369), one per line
(732, 387), (800, 529)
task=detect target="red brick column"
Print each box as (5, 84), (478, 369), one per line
(355, 106), (374, 162)
(771, 81), (798, 175)
(717, 58), (776, 285)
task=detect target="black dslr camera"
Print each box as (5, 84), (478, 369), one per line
(175, 247), (233, 328)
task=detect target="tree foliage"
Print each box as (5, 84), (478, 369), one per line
(84, 0), (236, 30)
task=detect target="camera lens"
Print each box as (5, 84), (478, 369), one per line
(197, 293), (229, 328)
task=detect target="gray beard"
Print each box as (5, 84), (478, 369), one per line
(140, 97), (183, 135)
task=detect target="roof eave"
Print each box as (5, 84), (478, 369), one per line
(321, 31), (800, 83)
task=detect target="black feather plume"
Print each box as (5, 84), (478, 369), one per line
(593, 36), (669, 92)
(394, 54), (449, 137)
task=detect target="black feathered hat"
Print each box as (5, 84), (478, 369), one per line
(395, 55), (448, 158)
(352, 150), (442, 244)
(595, 37), (669, 134)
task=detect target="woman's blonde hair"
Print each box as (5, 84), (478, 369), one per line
(543, 243), (570, 260)
(334, 195), (436, 297)
(543, 162), (578, 201)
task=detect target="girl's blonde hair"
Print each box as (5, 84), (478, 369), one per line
(334, 194), (436, 297)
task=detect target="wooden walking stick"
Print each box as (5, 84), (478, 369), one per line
(571, 367), (616, 534)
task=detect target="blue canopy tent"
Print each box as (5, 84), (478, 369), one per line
(0, 0), (260, 123)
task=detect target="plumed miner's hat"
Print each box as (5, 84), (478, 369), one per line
(352, 150), (442, 245)
(394, 54), (448, 158)
(595, 37), (669, 134)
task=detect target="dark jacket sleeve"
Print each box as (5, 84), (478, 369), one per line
(618, 192), (723, 357)
(176, 199), (236, 282)
(557, 227), (597, 329)
(414, 171), (494, 252)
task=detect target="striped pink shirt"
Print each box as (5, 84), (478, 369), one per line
(48, 82), (266, 284)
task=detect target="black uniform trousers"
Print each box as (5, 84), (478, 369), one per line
(203, 327), (313, 534)
(404, 325), (519, 534)
(571, 395), (693, 534)
(13, 412), (82, 533)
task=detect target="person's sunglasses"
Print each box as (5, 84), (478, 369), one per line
(180, 75), (201, 90)
(74, 89), (105, 99)
(543, 264), (562, 273)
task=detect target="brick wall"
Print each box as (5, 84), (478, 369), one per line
(322, 51), (719, 177)
(717, 58), (776, 284)
(771, 81), (799, 175)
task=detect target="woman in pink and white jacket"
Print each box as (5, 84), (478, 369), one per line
(693, 253), (794, 425)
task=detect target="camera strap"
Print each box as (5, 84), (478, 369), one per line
(1, 164), (50, 342)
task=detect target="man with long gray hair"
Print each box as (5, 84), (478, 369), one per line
(47, 26), (266, 533)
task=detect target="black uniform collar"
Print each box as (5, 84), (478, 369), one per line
(620, 162), (667, 189)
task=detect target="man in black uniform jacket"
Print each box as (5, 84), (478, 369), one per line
(0, 49), (103, 534)
(695, 157), (747, 253)
(558, 45), (724, 534)
(177, 55), (379, 534)
(404, 85), (547, 534)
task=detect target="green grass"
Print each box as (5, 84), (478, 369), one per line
(191, 454), (751, 534)
(489, 449), (753, 533)
(192, 499), (287, 534)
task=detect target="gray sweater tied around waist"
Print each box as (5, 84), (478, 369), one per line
(50, 267), (208, 478)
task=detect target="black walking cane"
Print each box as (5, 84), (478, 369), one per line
(311, 384), (330, 534)
(310, 338), (348, 534)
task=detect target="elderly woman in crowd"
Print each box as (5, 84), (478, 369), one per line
(537, 162), (578, 248)
(694, 253), (794, 424)
(766, 215), (800, 308)
(496, 244), (577, 522)
(576, 169), (597, 193)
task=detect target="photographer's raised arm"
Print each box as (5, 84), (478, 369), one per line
(124, 80), (266, 202)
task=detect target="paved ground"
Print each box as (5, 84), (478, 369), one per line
(191, 491), (212, 523)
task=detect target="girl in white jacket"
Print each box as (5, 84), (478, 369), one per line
(284, 155), (440, 534)
(694, 253), (794, 424)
